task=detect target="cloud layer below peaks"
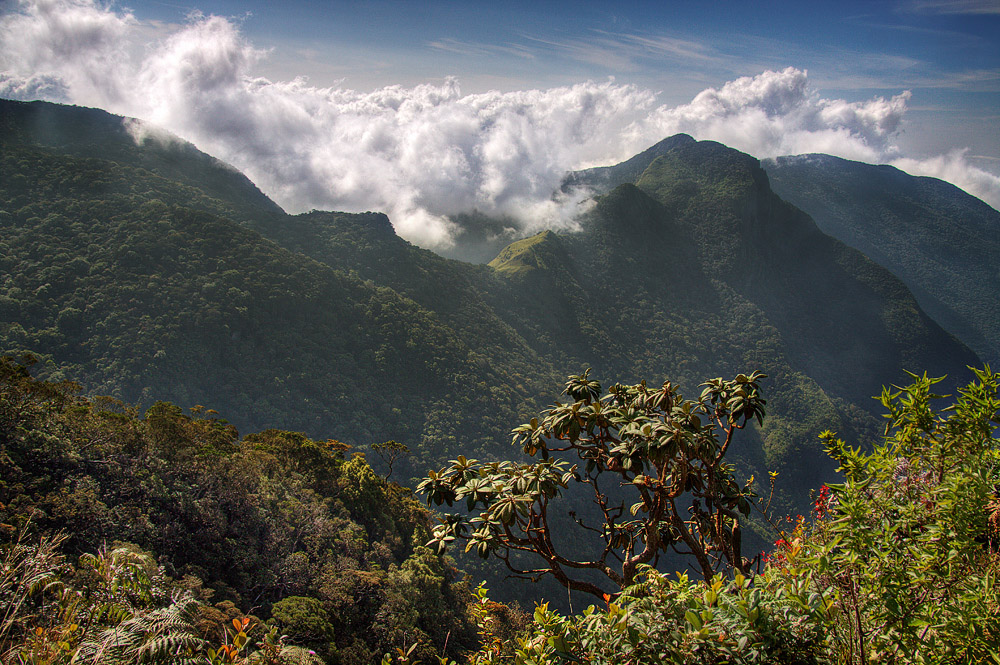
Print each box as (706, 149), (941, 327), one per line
(2, 0), (997, 248)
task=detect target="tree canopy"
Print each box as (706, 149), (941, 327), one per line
(420, 370), (767, 597)
(404, 367), (1000, 665)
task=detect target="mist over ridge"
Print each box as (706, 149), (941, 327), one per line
(2, 0), (999, 252)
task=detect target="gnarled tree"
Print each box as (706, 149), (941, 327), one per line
(418, 370), (766, 599)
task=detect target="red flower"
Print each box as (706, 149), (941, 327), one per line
(813, 485), (832, 518)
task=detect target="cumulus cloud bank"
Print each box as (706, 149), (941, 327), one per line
(1, 0), (997, 248)
(647, 68), (912, 163)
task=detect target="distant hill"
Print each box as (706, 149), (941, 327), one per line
(0, 99), (983, 522)
(765, 153), (1000, 367)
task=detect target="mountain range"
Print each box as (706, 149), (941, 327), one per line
(1, 98), (993, 523)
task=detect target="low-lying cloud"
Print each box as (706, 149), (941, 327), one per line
(646, 67), (912, 163)
(2, 0), (997, 248)
(891, 150), (1000, 210)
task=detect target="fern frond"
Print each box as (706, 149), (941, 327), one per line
(74, 591), (207, 664)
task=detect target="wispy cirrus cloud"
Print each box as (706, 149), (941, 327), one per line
(1, 0), (997, 249)
(519, 28), (724, 73)
(904, 68), (1000, 91)
(427, 37), (535, 59)
(589, 30), (722, 63)
(902, 0), (1000, 14)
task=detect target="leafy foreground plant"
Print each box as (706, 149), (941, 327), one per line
(395, 367), (1000, 665)
(805, 368), (1000, 662)
(0, 534), (323, 665)
(420, 371), (767, 597)
(0, 355), (482, 664)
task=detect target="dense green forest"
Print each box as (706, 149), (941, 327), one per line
(3, 359), (998, 663)
(1, 98), (995, 631)
(0, 131), (560, 470)
(765, 153), (1000, 367)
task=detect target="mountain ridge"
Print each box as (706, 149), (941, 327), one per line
(765, 152), (1000, 366)
(0, 98), (985, 519)
(0, 99), (284, 223)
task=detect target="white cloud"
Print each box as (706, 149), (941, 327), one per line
(0, 72), (69, 101)
(639, 67), (912, 163)
(0, 0), (995, 249)
(0, 0), (137, 106)
(892, 150), (1000, 209)
(905, 0), (1000, 15)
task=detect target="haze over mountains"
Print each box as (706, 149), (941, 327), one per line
(3, 0), (999, 254)
(765, 154), (1000, 368)
(2, 98), (992, 525)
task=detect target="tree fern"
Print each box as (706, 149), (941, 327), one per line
(74, 591), (207, 664)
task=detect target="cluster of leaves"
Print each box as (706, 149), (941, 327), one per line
(806, 368), (1000, 661)
(0, 357), (490, 663)
(420, 371), (767, 597)
(0, 528), (320, 664)
(479, 567), (835, 665)
(388, 557), (838, 665)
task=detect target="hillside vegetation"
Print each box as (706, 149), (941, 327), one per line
(766, 153), (1000, 367)
(0, 99), (989, 605)
(0, 356), (486, 664)
(3, 360), (998, 664)
(0, 101), (561, 472)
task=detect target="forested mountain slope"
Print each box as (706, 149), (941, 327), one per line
(0, 108), (561, 471)
(0, 99), (983, 515)
(0, 99), (283, 226)
(765, 153), (1000, 366)
(498, 140), (980, 504)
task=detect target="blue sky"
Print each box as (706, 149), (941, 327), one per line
(1, 0), (998, 246)
(128, 0), (1000, 160)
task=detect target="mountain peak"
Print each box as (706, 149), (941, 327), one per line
(633, 132), (696, 157)
(561, 133), (696, 194)
(634, 139), (769, 220)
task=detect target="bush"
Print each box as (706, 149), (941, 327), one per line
(805, 368), (1000, 662)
